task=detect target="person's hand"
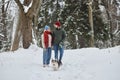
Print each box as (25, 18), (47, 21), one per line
(59, 42), (63, 48)
(59, 44), (62, 48)
(43, 48), (46, 51)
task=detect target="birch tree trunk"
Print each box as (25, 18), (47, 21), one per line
(2, 0), (7, 40)
(11, 0), (42, 51)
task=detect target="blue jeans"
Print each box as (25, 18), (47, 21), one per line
(43, 48), (51, 65)
(53, 44), (64, 61)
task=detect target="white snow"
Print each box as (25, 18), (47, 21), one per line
(113, 20), (119, 36)
(99, 5), (105, 12)
(59, 1), (65, 8)
(111, 0), (114, 4)
(0, 33), (4, 37)
(23, 0), (33, 13)
(20, 0), (24, 4)
(53, 1), (57, 5)
(116, 0), (120, 16)
(0, 45), (120, 80)
(48, 8), (53, 15)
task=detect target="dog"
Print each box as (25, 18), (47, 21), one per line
(51, 59), (62, 71)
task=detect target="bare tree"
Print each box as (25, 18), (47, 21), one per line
(11, 0), (42, 51)
(102, 0), (120, 47)
(0, 0), (11, 52)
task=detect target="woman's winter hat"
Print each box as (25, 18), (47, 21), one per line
(44, 25), (50, 30)
(55, 21), (61, 27)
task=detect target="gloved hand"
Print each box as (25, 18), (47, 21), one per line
(59, 42), (63, 48)
(59, 44), (62, 48)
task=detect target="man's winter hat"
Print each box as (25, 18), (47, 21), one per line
(55, 21), (61, 27)
(44, 25), (50, 30)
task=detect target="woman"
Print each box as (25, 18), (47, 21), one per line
(41, 25), (52, 67)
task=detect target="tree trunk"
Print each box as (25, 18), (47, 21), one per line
(103, 0), (114, 47)
(11, 0), (42, 51)
(88, 0), (94, 47)
(11, 13), (22, 51)
(22, 13), (32, 48)
(2, 0), (7, 40)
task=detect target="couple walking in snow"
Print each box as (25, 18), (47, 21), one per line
(41, 21), (66, 67)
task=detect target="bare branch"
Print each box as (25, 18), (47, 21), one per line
(5, 0), (10, 12)
(14, 0), (24, 13)
(26, 0), (42, 18)
(0, 0), (10, 8)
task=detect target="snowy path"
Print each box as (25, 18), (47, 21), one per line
(0, 45), (120, 80)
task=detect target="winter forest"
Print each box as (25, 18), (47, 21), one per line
(0, 0), (120, 52)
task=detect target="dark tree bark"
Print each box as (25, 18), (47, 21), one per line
(12, 0), (42, 51)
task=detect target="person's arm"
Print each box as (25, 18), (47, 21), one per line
(62, 29), (66, 41)
(59, 29), (66, 45)
(48, 34), (52, 47)
(51, 31), (55, 45)
(41, 34), (45, 48)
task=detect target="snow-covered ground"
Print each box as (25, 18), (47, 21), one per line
(0, 45), (120, 80)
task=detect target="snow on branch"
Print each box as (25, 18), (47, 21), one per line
(14, 0), (24, 12)
(20, 0), (24, 4)
(111, 0), (114, 4)
(0, 23), (4, 26)
(15, 0), (33, 13)
(113, 20), (120, 36)
(0, 0), (10, 8)
(59, 1), (65, 8)
(99, 5), (105, 12)
(0, 33), (4, 37)
(23, 0), (33, 13)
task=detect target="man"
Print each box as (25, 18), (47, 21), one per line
(53, 21), (66, 65)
